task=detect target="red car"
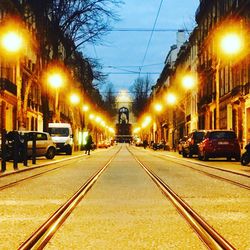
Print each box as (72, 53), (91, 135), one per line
(198, 130), (241, 161)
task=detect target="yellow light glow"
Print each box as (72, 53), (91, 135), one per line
(109, 127), (115, 133)
(154, 103), (163, 112)
(141, 116), (152, 128)
(1, 31), (23, 53)
(95, 116), (101, 123)
(82, 105), (89, 112)
(48, 73), (63, 88)
(133, 127), (141, 133)
(182, 75), (195, 90)
(89, 114), (95, 120)
(166, 93), (177, 105)
(145, 116), (152, 123)
(220, 33), (243, 55)
(70, 94), (80, 104)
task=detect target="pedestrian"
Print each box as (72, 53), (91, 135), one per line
(85, 134), (93, 155)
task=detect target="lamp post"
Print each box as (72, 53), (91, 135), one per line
(48, 72), (64, 122)
(153, 103), (163, 143)
(82, 104), (89, 130)
(1, 30), (24, 129)
(215, 32), (243, 129)
(70, 93), (80, 151)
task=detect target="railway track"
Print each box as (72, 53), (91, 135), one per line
(0, 160), (79, 191)
(18, 147), (121, 250)
(0, 148), (115, 191)
(17, 145), (239, 249)
(135, 147), (250, 190)
(128, 147), (237, 250)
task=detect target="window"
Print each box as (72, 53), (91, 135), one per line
(36, 133), (47, 141)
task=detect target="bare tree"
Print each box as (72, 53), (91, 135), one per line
(19, 0), (122, 129)
(103, 83), (116, 117)
(130, 75), (153, 118)
(27, 0), (123, 59)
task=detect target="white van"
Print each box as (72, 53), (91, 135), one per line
(48, 123), (74, 155)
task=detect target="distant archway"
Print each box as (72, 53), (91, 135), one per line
(118, 107), (129, 124)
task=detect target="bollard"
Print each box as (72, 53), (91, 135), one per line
(23, 134), (28, 167)
(13, 131), (19, 170)
(1, 129), (6, 172)
(32, 132), (36, 164)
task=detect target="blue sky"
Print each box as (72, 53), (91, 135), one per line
(84, 0), (200, 95)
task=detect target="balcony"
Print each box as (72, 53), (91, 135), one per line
(0, 78), (17, 95)
(198, 94), (213, 109)
(231, 85), (242, 97)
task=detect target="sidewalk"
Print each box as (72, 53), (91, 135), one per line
(0, 150), (88, 177)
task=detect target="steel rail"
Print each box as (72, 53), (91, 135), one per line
(129, 148), (236, 250)
(0, 164), (69, 191)
(18, 147), (121, 250)
(157, 151), (250, 179)
(155, 154), (250, 190)
(0, 148), (115, 191)
(185, 160), (250, 178)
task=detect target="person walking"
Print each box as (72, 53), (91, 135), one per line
(85, 134), (93, 155)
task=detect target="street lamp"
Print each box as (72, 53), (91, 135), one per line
(215, 32), (243, 129)
(48, 72), (64, 122)
(82, 104), (89, 131)
(166, 93), (177, 105)
(182, 75), (196, 90)
(152, 102), (163, 143)
(1, 30), (24, 129)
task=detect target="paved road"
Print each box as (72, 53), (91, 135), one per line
(0, 144), (249, 249)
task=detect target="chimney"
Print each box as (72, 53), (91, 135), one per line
(176, 29), (186, 49)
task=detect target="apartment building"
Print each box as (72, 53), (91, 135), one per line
(196, 0), (250, 148)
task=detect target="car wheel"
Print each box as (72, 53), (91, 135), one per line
(46, 147), (56, 159)
(241, 153), (250, 165)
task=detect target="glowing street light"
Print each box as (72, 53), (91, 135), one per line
(82, 104), (89, 112)
(215, 32), (244, 129)
(182, 75), (196, 90)
(166, 93), (177, 105)
(48, 73), (63, 89)
(1, 29), (25, 129)
(220, 33), (243, 55)
(48, 72), (64, 122)
(154, 103), (163, 112)
(70, 93), (80, 105)
(1, 31), (23, 53)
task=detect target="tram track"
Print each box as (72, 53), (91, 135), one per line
(18, 147), (121, 250)
(0, 148), (114, 191)
(134, 147), (249, 190)
(12, 145), (243, 249)
(128, 147), (236, 250)
(156, 154), (250, 190)
(0, 159), (86, 191)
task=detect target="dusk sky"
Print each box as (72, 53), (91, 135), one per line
(85, 0), (200, 95)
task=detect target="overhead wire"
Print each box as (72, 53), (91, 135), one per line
(139, 0), (165, 77)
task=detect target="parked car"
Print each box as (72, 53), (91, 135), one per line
(182, 130), (206, 158)
(198, 130), (241, 161)
(177, 136), (188, 154)
(4, 131), (56, 160)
